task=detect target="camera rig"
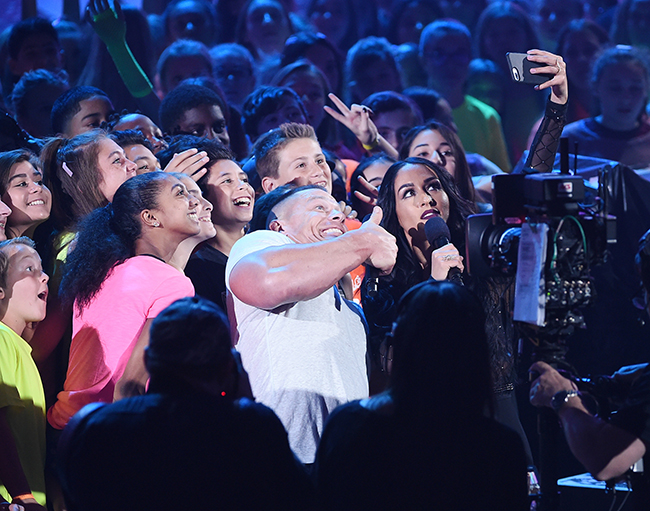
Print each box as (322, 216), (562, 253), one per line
(466, 171), (616, 363)
(466, 169), (617, 511)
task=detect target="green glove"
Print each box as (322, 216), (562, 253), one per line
(91, 5), (126, 45)
(88, 0), (154, 98)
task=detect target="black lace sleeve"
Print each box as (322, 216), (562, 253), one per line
(523, 99), (568, 174)
(468, 275), (518, 391)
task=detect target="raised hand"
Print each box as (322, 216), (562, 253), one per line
(324, 93), (378, 147)
(87, 0), (125, 46)
(353, 174), (379, 208)
(163, 148), (209, 181)
(86, 0), (156, 105)
(325, 93), (400, 158)
(526, 49), (568, 105)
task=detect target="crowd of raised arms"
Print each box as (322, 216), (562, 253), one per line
(0, 0), (649, 510)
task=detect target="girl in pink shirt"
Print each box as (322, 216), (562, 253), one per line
(48, 172), (202, 429)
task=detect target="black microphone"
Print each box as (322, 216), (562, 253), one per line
(365, 266), (380, 297)
(424, 217), (463, 285)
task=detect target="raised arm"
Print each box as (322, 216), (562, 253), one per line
(162, 148), (209, 181)
(87, 0), (160, 120)
(229, 207), (397, 309)
(325, 94), (399, 159)
(523, 50), (569, 173)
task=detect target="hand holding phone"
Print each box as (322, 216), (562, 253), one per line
(506, 52), (554, 85)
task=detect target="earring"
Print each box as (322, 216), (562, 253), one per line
(153, 221), (160, 227)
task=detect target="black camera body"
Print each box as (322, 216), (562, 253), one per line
(466, 172), (616, 339)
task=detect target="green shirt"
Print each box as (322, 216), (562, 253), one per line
(453, 95), (511, 172)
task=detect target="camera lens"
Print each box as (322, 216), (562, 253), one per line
(512, 68), (520, 81)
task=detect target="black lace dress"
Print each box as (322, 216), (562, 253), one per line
(362, 98), (568, 464)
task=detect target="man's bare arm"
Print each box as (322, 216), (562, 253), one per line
(530, 361), (646, 481)
(230, 207), (396, 309)
(558, 405), (646, 481)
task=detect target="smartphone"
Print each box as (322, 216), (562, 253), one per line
(505, 52), (554, 85)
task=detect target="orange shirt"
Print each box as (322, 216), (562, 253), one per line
(345, 217), (365, 303)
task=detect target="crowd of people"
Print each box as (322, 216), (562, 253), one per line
(0, 0), (649, 510)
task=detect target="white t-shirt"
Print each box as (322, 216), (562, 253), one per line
(226, 230), (369, 463)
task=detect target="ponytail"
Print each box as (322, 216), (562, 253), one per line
(60, 172), (166, 310)
(40, 137), (74, 232)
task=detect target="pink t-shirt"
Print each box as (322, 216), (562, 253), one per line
(47, 256), (194, 429)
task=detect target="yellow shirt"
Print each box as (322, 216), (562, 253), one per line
(0, 322), (46, 506)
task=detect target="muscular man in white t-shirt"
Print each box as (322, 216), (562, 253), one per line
(226, 186), (397, 462)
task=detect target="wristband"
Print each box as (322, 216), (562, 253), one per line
(12, 493), (35, 503)
(362, 137), (379, 151)
(550, 389), (580, 412)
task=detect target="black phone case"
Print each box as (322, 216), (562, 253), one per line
(505, 52), (553, 85)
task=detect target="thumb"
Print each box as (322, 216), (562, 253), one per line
(368, 206), (383, 225)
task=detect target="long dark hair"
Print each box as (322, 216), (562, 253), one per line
(60, 172), (169, 310)
(390, 280), (494, 418)
(400, 122), (476, 204)
(376, 157), (474, 290)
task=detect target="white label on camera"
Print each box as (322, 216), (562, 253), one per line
(514, 222), (549, 326)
